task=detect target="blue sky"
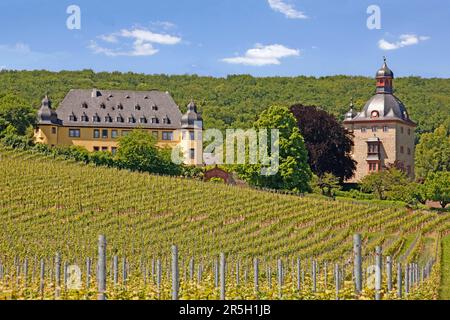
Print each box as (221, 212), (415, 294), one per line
(0, 0), (449, 77)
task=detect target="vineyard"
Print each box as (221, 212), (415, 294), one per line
(0, 146), (449, 300)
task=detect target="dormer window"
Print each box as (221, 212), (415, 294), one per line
(105, 114), (113, 123)
(371, 111), (380, 118)
(125, 95), (130, 99)
(135, 104), (141, 111)
(100, 103), (106, 109)
(144, 96), (149, 99)
(93, 114), (101, 123)
(116, 115), (124, 123)
(128, 116), (136, 123)
(117, 103), (124, 110)
(163, 117), (171, 125)
(151, 117), (159, 124)
(140, 117), (147, 124)
(81, 113), (89, 122)
(152, 105), (158, 111)
(69, 113), (77, 122)
(82, 102), (88, 109)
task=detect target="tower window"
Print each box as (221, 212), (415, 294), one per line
(400, 146), (404, 154)
(369, 163), (378, 172)
(408, 128), (411, 136)
(372, 127), (378, 133)
(383, 126), (389, 132)
(400, 127), (404, 134)
(407, 148), (411, 155)
(361, 127), (367, 133)
(190, 148), (195, 160)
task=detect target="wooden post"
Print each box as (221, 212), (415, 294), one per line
(386, 256), (392, 292)
(254, 258), (259, 295)
(171, 245), (179, 300)
(189, 257), (194, 281)
(23, 258), (28, 289)
(353, 234), (362, 295)
(97, 235), (107, 300)
(312, 260), (317, 293)
(55, 252), (61, 299)
(277, 259), (283, 299)
(86, 257), (91, 289)
(375, 246), (382, 300)
(220, 253), (226, 300)
(335, 263), (340, 300)
(397, 263), (402, 299)
(405, 264), (409, 295)
(39, 259), (45, 298)
(113, 256), (118, 286)
(296, 258), (301, 291)
(236, 260), (240, 286)
(214, 257), (219, 288)
(122, 257), (127, 287)
(156, 259), (162, 299)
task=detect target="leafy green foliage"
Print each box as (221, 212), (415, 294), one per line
(415, 124), (450, 179)
(425, 171), (450, 208)
(360, 168), (411, 201)
(0, 93), (36, 136)
(235, 106), (312, 192)
(0, 71), (448, 136)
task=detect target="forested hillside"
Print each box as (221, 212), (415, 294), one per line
(1, 70), (449, 135)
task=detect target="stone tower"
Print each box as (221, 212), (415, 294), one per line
(343, 58), (416, 182)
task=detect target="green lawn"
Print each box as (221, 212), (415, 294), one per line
(440, 235), (450, 300)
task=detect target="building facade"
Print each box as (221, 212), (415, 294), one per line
(35, 89), (203, 165)
(343, 59), (416, 182)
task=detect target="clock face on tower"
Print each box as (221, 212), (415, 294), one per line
(371, 111), (380, 118)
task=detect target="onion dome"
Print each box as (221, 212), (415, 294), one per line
(376, 56), (394, 79)
(37, 94), (59, 124)
(181, 100), (202, 129)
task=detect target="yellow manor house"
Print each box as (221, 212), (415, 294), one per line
(35, 89), (203, 165)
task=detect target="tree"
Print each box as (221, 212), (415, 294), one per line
(0, 93), (36, 136)
(311, 173), (341, 198)
(415, 124), (450, 179)
(235, 106), (312, 192)
(116, 129), (161, 173)
(360, 168), (410, 200)
(425, 171), (450, 208)
(290, 104), (356, 182)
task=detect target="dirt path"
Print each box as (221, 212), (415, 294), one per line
(439, 235), (450, 300)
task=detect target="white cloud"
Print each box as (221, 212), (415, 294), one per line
(268, 0), (308, 19)
(378, 34), (430, 51)
(89, 26), (181, 57)
(222, 44), (300, 66)
(0, 42), (31, 54)
(120, 28), (181, 45)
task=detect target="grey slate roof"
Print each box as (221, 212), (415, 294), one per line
(50, 89), (183, 129)
(349, 93), (415, 125)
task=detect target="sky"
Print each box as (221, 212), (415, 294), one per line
(0, 0), (449, 78)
